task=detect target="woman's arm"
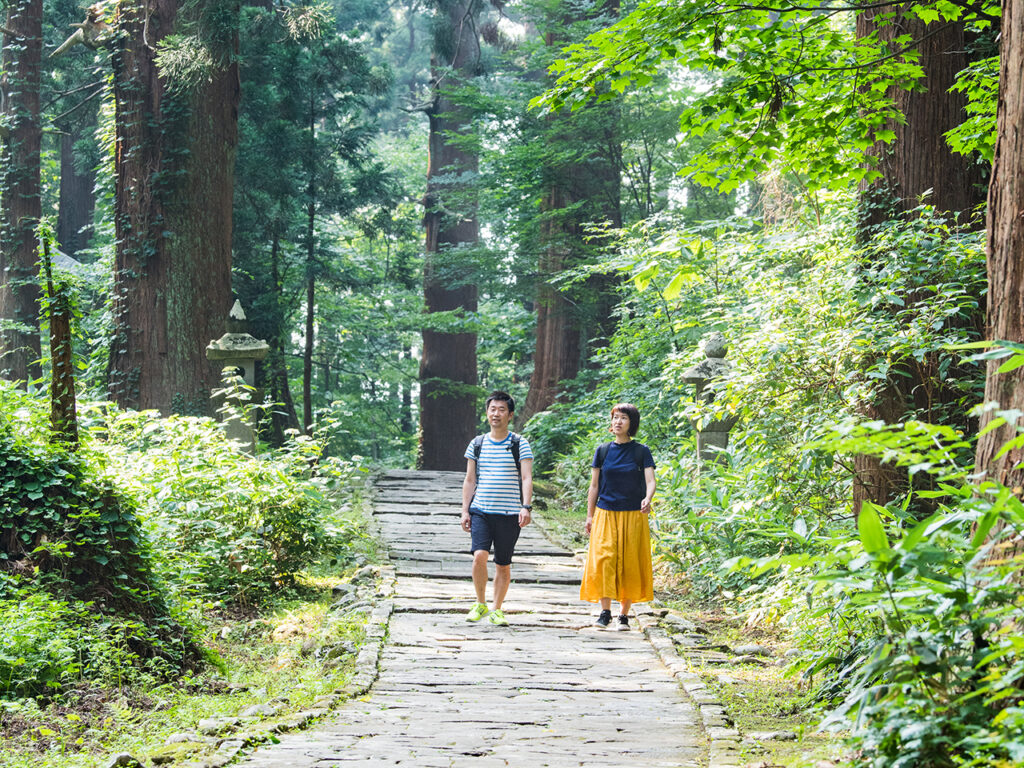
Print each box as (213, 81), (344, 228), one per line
(584, 467), (600, 534)
(640, 465), (656, 513)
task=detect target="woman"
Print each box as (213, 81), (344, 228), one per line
(580, 403), (656, 630)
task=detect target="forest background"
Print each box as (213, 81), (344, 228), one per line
(3, 0), (1024, 765)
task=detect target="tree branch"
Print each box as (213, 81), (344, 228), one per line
(49, 87), (105, 123)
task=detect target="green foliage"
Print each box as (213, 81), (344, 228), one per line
(1, 392), (168, 617)
(946, 54), (1000, 162)
(728, 421), (1024, 766)
(535, 0), (999, 191)
(82, 404), (362, 605)
(0, 385), (200, 697)
(1, 380), (366, 703)
(0, 591), (182, 699)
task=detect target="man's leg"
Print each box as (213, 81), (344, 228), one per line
(472, 550), (490, 603)
(492, 564), (511, 609)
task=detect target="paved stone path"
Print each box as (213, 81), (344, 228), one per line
(237, 470), (706, 767)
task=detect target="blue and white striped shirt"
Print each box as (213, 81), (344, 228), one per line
(465, 433), (534, 515)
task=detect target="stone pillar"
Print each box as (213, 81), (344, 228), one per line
(682, 332), (738, 470)
(206, 300), (269, 453)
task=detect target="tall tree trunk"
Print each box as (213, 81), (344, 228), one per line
(57, 131), (95, 256)
(301, 91), (317, 434)
(43, 239), (78, 448)
(521, 13), (622, 423)
(264, 232), (300, 444)
(852, 7), (988, 511)
(418, 0), (480, 471)
(107, 0), (238, 414)
(0, 0), (43, 385)
(975, 0), (1024, 488)
(303, 268), (314, 433)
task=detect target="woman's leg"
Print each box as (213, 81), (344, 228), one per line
(600, 597), (611, 611)
(619, 599), (632, 616)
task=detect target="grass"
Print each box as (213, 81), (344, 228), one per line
(0, 582), (369, 768)
(660, 602), (846, 767)
(532, 479), (588, 552)
(0, 500), (385, 768)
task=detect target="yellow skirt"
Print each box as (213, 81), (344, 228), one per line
(580, 507), (653, 604)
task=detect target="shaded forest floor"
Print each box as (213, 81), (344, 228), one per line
(0, 502), (383, 768)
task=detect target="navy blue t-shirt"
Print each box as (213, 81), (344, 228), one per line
(593, 441), (655, 511)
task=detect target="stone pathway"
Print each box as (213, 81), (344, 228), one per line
(236, 470), (707, 767)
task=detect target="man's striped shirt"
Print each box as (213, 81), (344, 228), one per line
(465, 433), (533, 515)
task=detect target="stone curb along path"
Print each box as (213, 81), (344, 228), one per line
(226, 469), (741, 768)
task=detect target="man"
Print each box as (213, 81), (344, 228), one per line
(461, 391), (534, 626)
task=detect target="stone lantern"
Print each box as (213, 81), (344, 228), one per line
(206, 300), (269, 453)
(681, 332), (738, 470)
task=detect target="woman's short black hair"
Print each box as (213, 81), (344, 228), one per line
(486, 390), (515, 413)
(611, 403), (640, 436)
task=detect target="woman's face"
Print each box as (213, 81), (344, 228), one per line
(610, 409), (631, 438)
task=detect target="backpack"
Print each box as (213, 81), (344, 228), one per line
(595, 440), (645, 475)
(472, 432), (523, 503)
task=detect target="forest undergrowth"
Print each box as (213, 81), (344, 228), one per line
(534, 196), (1024, 767)
(0, 382), (383, 768)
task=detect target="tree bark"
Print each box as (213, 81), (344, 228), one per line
(263, 232), (300, 444)
(852, 6), (988, 512)
(57, 131), (95, 256)
(44, 240), (78, 448)
(857, 8), (988, 227)
(520, 7), (621, 424)
(303, 268), (314, 433)
(418, 0), (480, 471)
(0, 0), (43, 385)
(107, 0), (238, 414)
(975, 0), (1024, 488)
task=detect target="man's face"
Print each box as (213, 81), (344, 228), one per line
(487, 400), (512, 429)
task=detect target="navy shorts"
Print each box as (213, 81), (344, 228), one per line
(469, 509), (522, 566)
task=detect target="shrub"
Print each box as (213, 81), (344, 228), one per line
(0, 385), (201, 694)
(80, 404), (361, 605)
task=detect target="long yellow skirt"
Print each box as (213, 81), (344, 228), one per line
(580, 507), (653, 604)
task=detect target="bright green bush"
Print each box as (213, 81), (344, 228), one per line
(0, 591), (179, 699)
(79, 403), (362, 605)
(0, 385), (201, 697)
(727, 419), (1024, 766)
(542, 196), (999, 764)
(0, 593), (81, 698)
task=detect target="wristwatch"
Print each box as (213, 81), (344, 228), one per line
(521, 504), (532, 511)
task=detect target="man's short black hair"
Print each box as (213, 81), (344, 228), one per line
(486, 390), (515, 413)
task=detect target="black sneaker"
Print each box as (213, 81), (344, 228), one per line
(615, 614), (630, 631)
(594, 609), (612, 628)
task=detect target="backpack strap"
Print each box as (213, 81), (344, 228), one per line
(596, 441), (645, 472)
(472, 435), (485, 485)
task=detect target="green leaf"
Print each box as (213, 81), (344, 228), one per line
(662, 270), (688, 301)
(858, 503), (890, 554)
(996, 354), (1024, 374)
(970, 506), (1000, 548)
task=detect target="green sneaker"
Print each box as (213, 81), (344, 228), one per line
(487, 608), (509, 626)
(466, 602), (489, 622)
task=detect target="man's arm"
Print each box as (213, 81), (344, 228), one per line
(461, 460), (476, 532)
(518, 458), (534, 528)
